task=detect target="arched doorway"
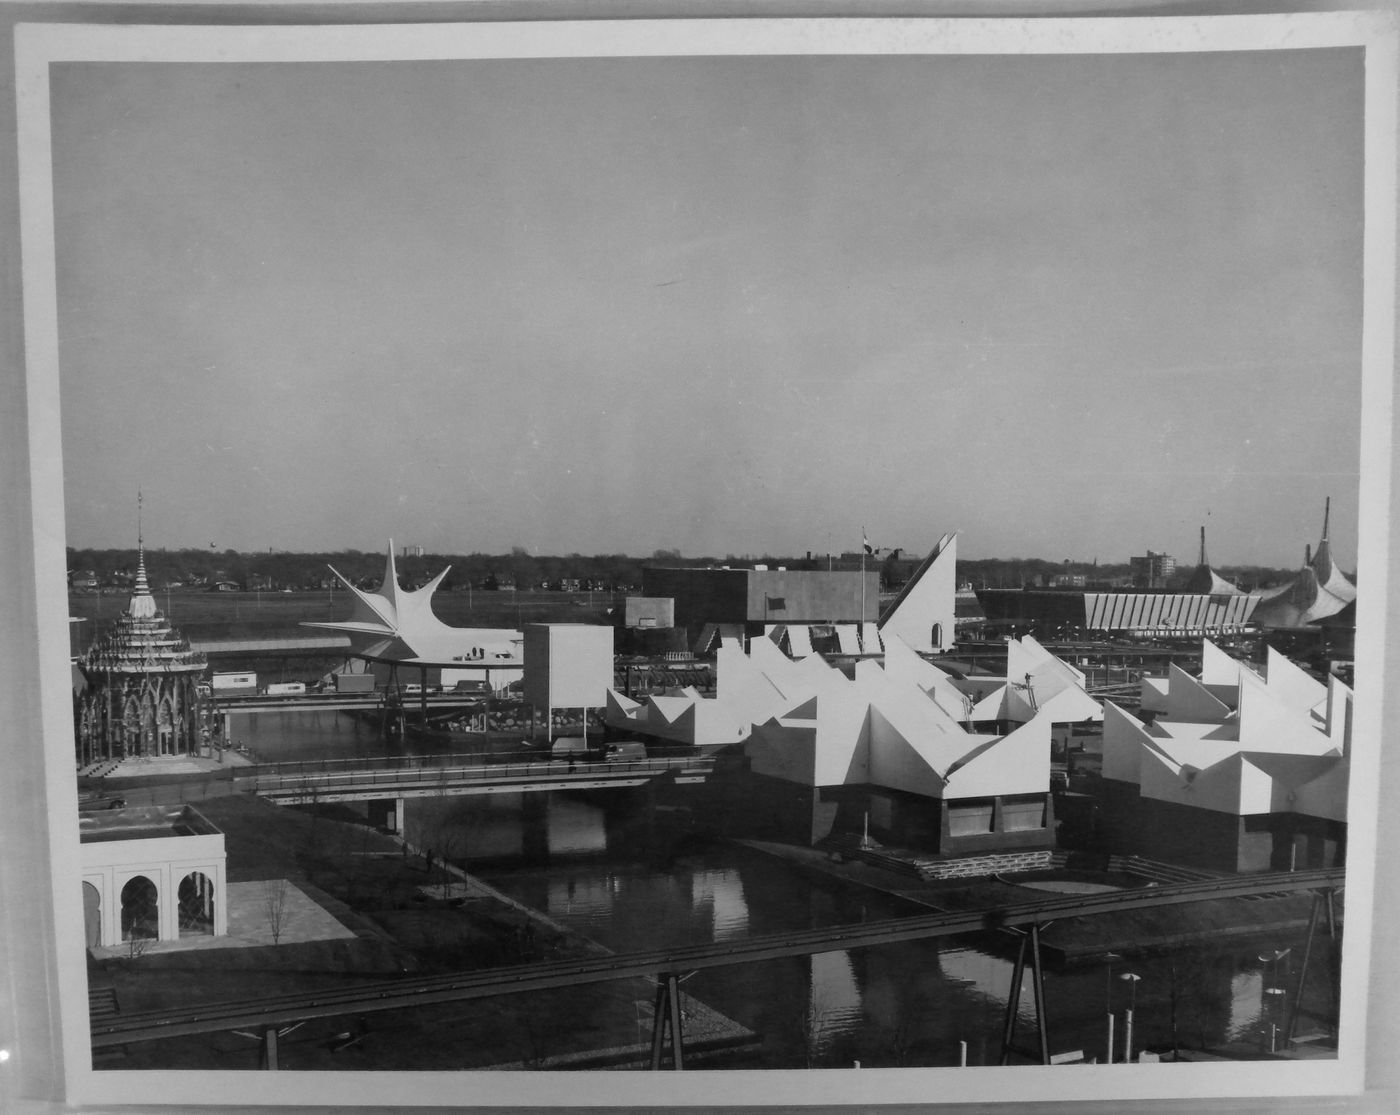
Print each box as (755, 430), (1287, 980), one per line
(120, 875), (158, 942)
(178, 871), (215, 937)
(82, 881), (102, 949)
(158, 698), (175, 755)
(931, 622), (943, 649)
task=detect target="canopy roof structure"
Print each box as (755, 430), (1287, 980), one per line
(302, 543), (522, 668)
(1253, 499), (1357, 629)
(1181, 526), (1245, 596)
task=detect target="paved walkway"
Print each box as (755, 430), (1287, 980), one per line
(90, 879), (355, 959)
(94, 753), (253, 780)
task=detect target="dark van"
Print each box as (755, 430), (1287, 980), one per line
(603, 742), (648, 762)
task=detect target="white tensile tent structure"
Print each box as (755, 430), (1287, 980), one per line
(302, 542), (524, 687)
(1252, 499), (1357, 629)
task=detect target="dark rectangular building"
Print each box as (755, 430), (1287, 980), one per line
(642, 566), (879, 634)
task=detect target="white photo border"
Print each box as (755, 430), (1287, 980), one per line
(6, 9), (1398, 1112)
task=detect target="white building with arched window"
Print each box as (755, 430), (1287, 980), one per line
(79, 805), (227, 950)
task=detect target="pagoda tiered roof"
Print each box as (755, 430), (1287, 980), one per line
(79, 550), (205, 676)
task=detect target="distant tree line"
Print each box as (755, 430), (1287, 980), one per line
(65, 545), (1303, 595)
(957, 557), (1301, 592)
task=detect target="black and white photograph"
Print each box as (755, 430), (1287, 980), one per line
(2, 9), (1397, 1114)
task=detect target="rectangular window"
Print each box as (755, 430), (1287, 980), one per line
(1002, 794), (1047, 831)
(947, 799), (994, 836)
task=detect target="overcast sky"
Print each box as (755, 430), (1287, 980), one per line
(49, 48), (1364, 567)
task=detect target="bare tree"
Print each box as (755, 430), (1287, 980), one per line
(124, 932), (153, 963)
(421, 785), (469, 900)
(263, 878), (291, 945)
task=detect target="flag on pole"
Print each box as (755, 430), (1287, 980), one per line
(863, 530), (876, 556)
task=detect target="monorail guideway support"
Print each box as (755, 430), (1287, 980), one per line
(999, 922), (1053, 1066)
(649, 971), (688, 1070)
(1288, 886), (1341, 1045)
(991, 887), (1341, 1066)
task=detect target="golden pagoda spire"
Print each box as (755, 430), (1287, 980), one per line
(129, 490), (156, 619)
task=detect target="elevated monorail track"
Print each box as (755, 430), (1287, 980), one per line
(91, 866), (1343, 1068)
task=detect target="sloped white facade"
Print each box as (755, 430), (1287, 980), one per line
(877, 531), (958, 653)
(604, 628), (1101, 753)
(1107, 640), (1350, 839)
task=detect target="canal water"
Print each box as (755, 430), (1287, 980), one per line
(242, 710), (1328, 1069)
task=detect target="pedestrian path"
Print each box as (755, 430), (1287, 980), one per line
(88, 879), (355, 958)
(85, 753), (253, 780)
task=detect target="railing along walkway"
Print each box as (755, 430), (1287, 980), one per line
(236, 752), (715, 798)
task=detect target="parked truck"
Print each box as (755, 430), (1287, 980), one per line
(211, 671), (257, 695)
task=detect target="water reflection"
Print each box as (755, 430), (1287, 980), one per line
(240, 710), (1331, 1068)
(229, 710), (385, 761)
(691, 868), (750, 941)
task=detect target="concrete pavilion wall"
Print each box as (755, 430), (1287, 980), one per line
(727, 771), (837, 845)
(731, 772), (1055, 857)
(1095, 778), (1345, 873)
(744, 569), (878, 626)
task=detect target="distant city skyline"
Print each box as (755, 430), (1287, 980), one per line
(50, 48), (1364, 569)
(62, 524), (1343, 575)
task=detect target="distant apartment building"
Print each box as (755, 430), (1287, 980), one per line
(1129, 550), (1177, 588)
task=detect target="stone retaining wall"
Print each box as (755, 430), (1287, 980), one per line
(919, 850), (1055, 879)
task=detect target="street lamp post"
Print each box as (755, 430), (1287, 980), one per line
(1258, 949), (1291, 1051)
(1103, 952), (1122, 1065)
(1263, 988), (1287, 1052)
(1120, 972), (1142, 1064)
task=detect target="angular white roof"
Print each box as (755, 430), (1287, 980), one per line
(1108, 639), (1349, 820)
(302, 542), (523, 666)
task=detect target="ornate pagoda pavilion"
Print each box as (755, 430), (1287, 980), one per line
(74, 547), (209, 768)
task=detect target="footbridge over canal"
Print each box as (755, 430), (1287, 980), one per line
(90, 867), (1343, 1069)
(234, 752), (718, 807)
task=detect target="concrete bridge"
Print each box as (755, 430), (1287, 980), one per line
(232, 752), (718, 810)
(212, 689), (509, 714)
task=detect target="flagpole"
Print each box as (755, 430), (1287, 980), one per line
(861, 526), (866, 624)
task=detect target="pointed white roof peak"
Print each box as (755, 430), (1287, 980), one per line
(305, 541), (521, 665)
